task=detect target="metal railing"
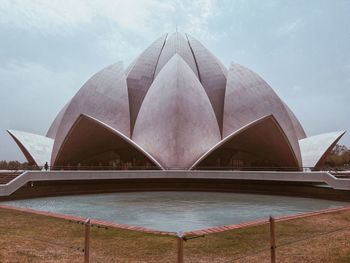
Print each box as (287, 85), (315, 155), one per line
(1, 164), (348, 172)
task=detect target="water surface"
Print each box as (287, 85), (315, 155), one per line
(2, 192), (348, 232)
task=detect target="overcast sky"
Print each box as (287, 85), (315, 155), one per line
(0, 0), (349, 161)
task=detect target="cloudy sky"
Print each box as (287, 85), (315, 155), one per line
(0, 0), (349, 161)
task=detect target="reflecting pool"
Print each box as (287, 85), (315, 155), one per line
(2, 192), (348, 232)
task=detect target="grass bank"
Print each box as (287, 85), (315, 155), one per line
(1, 207), (350, 262)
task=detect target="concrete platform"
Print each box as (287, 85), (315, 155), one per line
(1, 170), (350, 201)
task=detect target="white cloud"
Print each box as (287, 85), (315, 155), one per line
(0, 0), (175, 35)
(90, 0), (175, 33)
(175, 0), (221, 41)
(276, 18), (303, 37)
(96, 30), (142, 65)
(0, 0), (224, 60)
(0, 0), (222, 39)
(0, 0), (91, 35)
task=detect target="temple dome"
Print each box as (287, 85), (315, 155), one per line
(7, 32), (345, 170)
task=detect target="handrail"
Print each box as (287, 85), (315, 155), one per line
(1, 165), (348, 172)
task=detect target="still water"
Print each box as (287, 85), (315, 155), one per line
(2, 192), (348, 232)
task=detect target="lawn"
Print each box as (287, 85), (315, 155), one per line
(1, 207), (350, 262)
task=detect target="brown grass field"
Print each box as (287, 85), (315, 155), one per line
(1, 207), (350, 262)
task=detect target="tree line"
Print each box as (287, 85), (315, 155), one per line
(0, 160), (33, 170)
(325, 151), (350, 168)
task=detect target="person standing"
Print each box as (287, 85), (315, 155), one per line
(44, 162), (49, 171)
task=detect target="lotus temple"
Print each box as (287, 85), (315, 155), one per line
(1, 32), (350, 221)
(6, 32), (345, 171)
(0, 27), (349, 262)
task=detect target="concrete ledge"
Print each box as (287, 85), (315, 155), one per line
(1, 170), (350, 198)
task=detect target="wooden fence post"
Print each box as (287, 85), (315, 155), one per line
(84, 218), (91, 263)
(177, 232), (184, 263)
(269, 216), (276, 263)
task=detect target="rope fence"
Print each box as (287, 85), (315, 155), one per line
(1, 205), (350, 262)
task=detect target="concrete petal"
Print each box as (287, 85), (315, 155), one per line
(51, 62), (130, 165)
(299, 131), (346, 168)
(223, 63), (302, 166)
(53, 114), (163, 169)
(126, 34), (168, 133)
(191, 115), (300, 170)
(154, 32), (199, 79)
(187, 34), (227, 134)
(7, 130), (53, 167)
(133, 54), (221, 169)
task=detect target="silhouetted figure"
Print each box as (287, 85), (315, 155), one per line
(44, 162), (49, 171)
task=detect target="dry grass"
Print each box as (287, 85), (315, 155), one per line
(1, 208), (350, 262)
